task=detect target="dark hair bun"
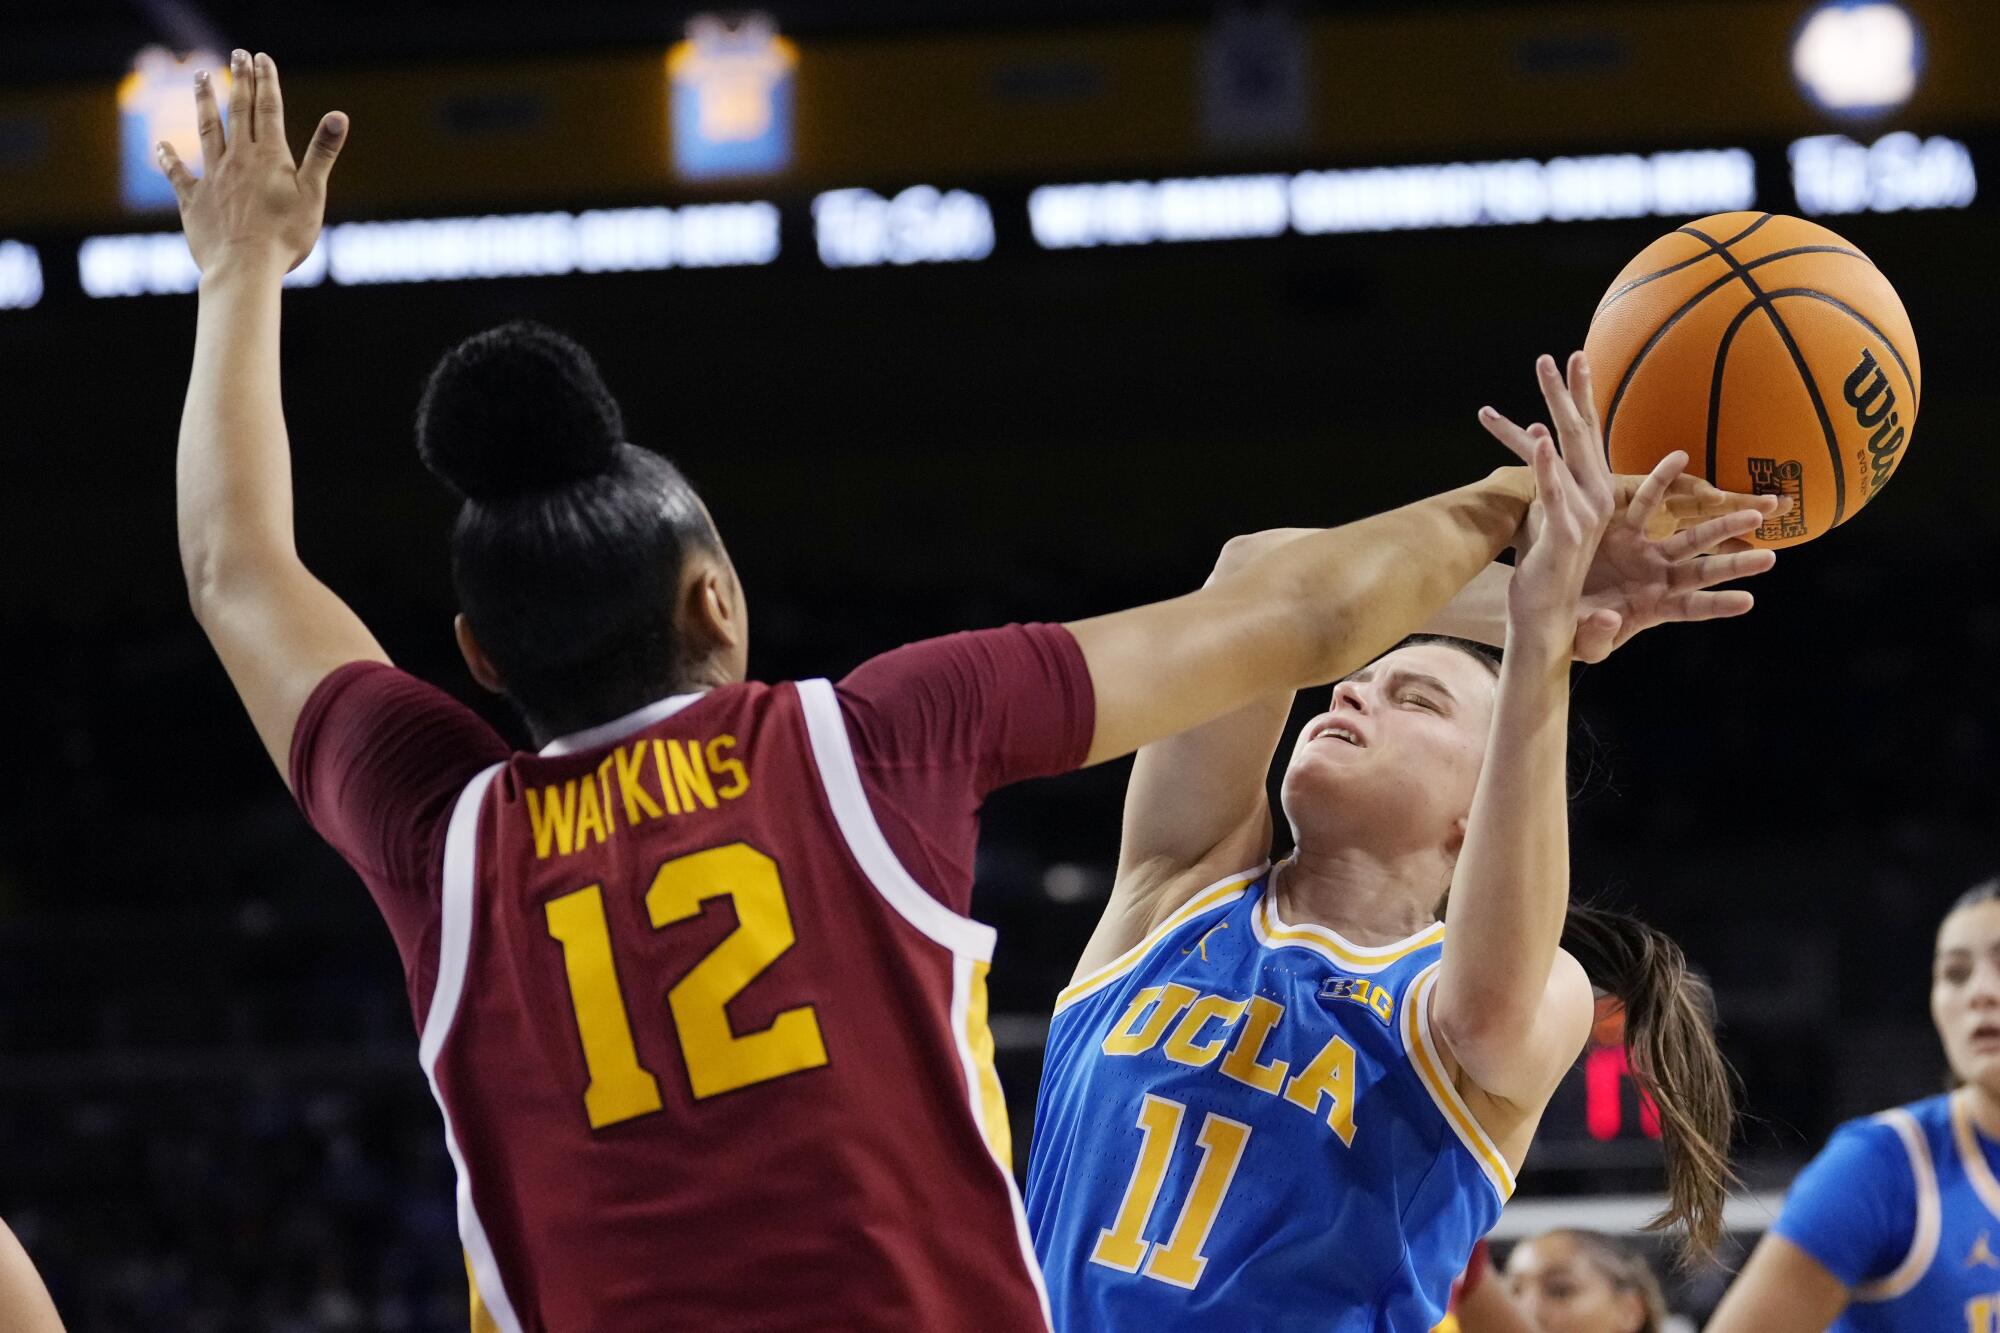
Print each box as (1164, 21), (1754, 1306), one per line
(417, 321), (625, 503)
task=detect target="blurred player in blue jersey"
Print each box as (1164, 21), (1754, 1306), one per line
(1026, 354), (1759, 1331)
(1711, 876), (2000, 1333)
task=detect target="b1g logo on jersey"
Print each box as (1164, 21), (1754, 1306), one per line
(1318, 976), (1394, 1025)
(1843, 348), (1906, 497)
(1747, 457), (1807, 542)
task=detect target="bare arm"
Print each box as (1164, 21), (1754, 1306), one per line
(1706, 1233), (1850, 1333)
(1431, 355), (1614, 1108)
(0, 1220), (64, 1333)
(1087, 463), (1776, 980)
(1067, 469), (1533, 773)
(164, 52), (382, 782)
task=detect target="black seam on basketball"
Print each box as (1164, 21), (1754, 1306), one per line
(1596, 244), (1869, 318)
(1696, 231), (1848, 520)
(1597, 246), (1866, 460)
(1602, 268), (1753, 457)
(1762, 288), (1919, 414)
(1705, 300), (1766, 484)
(1594, 214), (1776, 317)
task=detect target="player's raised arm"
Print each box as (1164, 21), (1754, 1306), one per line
(1090, 466), (1778, 977)
(163, 51), (382, 782)
(1067, 469), (1535, 771)
(1428, 354), (1611, 1119)
(1433, 354), (1738, 1255)
(0, 1220), (64, 1333)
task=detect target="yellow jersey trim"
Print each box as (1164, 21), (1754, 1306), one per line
(1054, 867), (1266, 1016)
(1252, 890), (1446, 974)
(966, 958), (1013, 1169)
(1401, 962), (1517, 1201)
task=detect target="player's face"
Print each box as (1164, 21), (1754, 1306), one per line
(1503, 1234), (1647, 1333)
(1279, 644), (1497, 859)
(1931, 901), (2000, 1092)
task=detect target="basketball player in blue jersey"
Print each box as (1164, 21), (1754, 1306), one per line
(1709, 877), (2000, 1332)
(1027, 353), (1755, 1331)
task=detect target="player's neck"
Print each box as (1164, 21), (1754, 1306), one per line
(1964, 1083), (2000, 1143)
(1272, 847), (1441, 946)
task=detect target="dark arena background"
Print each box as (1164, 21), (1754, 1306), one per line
(1, 1), (1995, 1328)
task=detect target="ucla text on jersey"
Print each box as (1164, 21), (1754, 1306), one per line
(1027, 869), (1511, 1332)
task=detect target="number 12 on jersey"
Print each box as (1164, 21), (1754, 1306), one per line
(1091, 1093), (1252, 1290)
(544, 842), (830, 1129)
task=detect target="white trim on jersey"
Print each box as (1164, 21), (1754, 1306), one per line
(1853, 1106), (1941, 1302)
(538, 690), (707, 757)
(794, 676), (1053, 1332)
(418, 762), (525, 1333)
(793, 677), (997, 961)
(1401, 962), (1517, 1202)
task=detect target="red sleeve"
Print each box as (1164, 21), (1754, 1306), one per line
(290, 662), (511, 1016)
(835, 623), (1094, 914)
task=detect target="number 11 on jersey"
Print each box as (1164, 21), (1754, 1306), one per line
(1091, 1093), (1252, 1290)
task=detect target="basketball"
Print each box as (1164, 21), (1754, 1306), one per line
(1583, 212), (1919, 547)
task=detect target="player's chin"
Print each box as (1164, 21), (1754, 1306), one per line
(1953, 1039), (2000, 1093)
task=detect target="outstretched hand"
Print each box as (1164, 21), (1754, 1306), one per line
(1481, 353), (1618, 640)
(1481, 354), (1780, 662)
(157, 50), (347, 275)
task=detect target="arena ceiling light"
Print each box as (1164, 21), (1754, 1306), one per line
(1791, 0), (1923, 120)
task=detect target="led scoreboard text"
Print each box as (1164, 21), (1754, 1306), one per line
(0, 132), (1981, 310)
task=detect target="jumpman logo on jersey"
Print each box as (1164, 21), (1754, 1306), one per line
(1183, 923), (1229, 963)
(1968, 1231), (2000, 1270)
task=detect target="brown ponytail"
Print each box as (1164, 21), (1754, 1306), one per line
(1560, 903), (1738, 1263)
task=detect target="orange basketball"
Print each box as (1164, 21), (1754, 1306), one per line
(1583, 211), (1919, 547)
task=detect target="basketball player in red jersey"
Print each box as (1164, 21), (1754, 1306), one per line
(158, 55), (1780, 1332)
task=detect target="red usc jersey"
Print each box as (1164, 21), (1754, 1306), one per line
(290, 628), (1093, 1332)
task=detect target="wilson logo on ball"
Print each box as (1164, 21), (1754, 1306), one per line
(1843, 348), (1906, 497)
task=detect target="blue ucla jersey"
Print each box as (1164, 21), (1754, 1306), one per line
(1778, 1092), (2000, 1333)
(1026, 869), (1512, 1333)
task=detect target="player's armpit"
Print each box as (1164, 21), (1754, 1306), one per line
(1706, 1233), (1852, 1333)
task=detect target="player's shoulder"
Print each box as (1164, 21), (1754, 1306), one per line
(1818, 1093), (1951, 1177)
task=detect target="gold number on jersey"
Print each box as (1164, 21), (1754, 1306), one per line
(646, 843), (829, 1099)
(544, 843), (828, 1129)
(545, 885), (665, 1129)
(1089, 1093), (1253, 1289)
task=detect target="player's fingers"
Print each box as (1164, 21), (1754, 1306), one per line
(227, 49), (253, 142)
(193, 68), (225, 169)
(1665, 588), (1756, 621)
(1671, 548), (1777, 592)
(1477, 406), (1541, 466)
(299, 111), (348, 194)
(1573, 608), (1622, 663)
(1659, 506), (1762, 560)
(156, 141), (196, 207)
(254, 53), (286, 155)
(1535, 353), (1590, 455)
(1569, 351), (1604, 437)
(1531, 435), (1572, 519)
(1622, 450), (1687, 533)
